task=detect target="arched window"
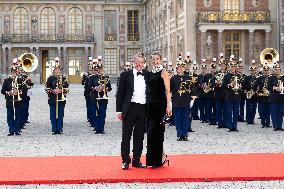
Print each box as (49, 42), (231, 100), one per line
(224, 0), (240, 13)
(13, 7), (29, 34)
(40, 8), (56, 34)
(68, 7), (83, 35)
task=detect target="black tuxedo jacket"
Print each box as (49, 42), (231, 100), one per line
(116, 69), (149, 117)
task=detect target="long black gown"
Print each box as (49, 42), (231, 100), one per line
(146, 71), (167, 167)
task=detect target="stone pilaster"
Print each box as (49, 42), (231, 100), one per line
(84, 47), (89, 71)
(62, 47), (67, 76)
(1, 47), (6, 81)
(34, 47), (40, 84)
(265, 29), (271, 48)
(7, 47), (12, 74)
(200, 29), (207, 62)
(218, 29), (224, 57)
(249, 29), (254, 64)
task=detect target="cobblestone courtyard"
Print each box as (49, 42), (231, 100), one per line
(0, 84), (284, 188)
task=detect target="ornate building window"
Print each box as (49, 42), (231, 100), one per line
(104, 48), (117, 75)
(224, 31), (241, 61)
(40, 8), (56, 34)
(224, 0), (240, 13)
(104, 10), (117, 41)
(127, 10), (139, 41)
(68, 48), (84, 76)
(13, 7), (29, 34)
(68, 7), (83, 35)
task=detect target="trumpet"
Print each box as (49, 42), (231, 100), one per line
(246, 90), (255, 99)
(273, 80), (284, 94)
(215, 72), (225, 86)
(96, 75), (110, 100)
(232, 76), (240, 94)
(203, 79), (213, 94)
(257, 77), (270, 97)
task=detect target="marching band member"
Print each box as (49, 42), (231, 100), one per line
(82, 57), (93, 124)
(18, 66), (34, 129)
(1, 66), (24, 136)
(215, 53), (226, 128)
(171, 60), (194, 141)
(222, 61), (240, 132)
(117, 62), (132, 88)
(45, 57), (69, 134)
(267, 64), (284, 131)
(237, 61), (246, 122)
(190, 64), (200, 120)
(197, 60), (208, 123)
(208, 62), (217, 125)
(254, 65), (271, 128)
(88, 63), (112, 134)
(243, 63), (258, 125)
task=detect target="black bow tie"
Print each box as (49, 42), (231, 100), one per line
(137, 72), (144, 76)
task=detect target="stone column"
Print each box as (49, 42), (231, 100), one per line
(7, 47), (12, 74)
(265, 29), (271, 48)
(1, 47), (6, 81)
(84, 47), (89, 71)
(91, 46), (94, 60)
(34, 47), (40, 84)
(62, 47), (67, 76)
(249, 29), (254, 64)
(200, 29), (207, 62)
(218, 29), (224, 57)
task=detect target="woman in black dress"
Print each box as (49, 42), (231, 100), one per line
(146, 51), (172, 168)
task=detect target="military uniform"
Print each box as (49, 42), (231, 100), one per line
(222, 65), (241, 132)
(87, 63), (112, 134)
(267, 64), (284, 131)
(254, 68), (271, 128)
(45, 68), (69, 134)
(82, 72), (92, 123)
(242, 68), (258, 125)
(214, 70), (226, 128)
(1, 67), (24, 136)
(190, 68), (199, 120)
(19, 72), (34, 128)
(171, 61), (193, 141)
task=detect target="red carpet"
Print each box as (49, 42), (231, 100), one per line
(0, 153), (284, 185)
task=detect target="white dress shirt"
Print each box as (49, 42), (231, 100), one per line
(131, 68), (146, 104)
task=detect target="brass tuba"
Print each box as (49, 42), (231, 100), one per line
(260, 48), (279, 68)
(18, 53), (38, 73)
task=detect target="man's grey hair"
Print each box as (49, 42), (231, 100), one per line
(132, 52), (146, 64)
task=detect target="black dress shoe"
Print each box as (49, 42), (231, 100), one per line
(183, 137), (189, 141)
(122, 162), (129, 170)
(101, 131), (105, 134)
(52, 132), (57, 135)
(227, 129), (233, 132)
(132, 161), (147, 168)
(278, 128), (284, 131)
(273, 128), (278, 131)
(15, 132), (21, 135)
(209, 122), (217, 125)
(177, 137), (183, 141)
(94, 131), (100, 134)
(188, 129), (195, 132)
(261, 125), (266, 128)
(233, 129), (239, 132)
(7, 133), (14, 136)
(25, 121), (30, 124)
(247, 122), (255, 125)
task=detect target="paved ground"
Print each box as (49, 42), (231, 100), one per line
(0, 84), (284, 188)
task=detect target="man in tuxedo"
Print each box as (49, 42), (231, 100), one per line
(116, 53), (148, 170)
